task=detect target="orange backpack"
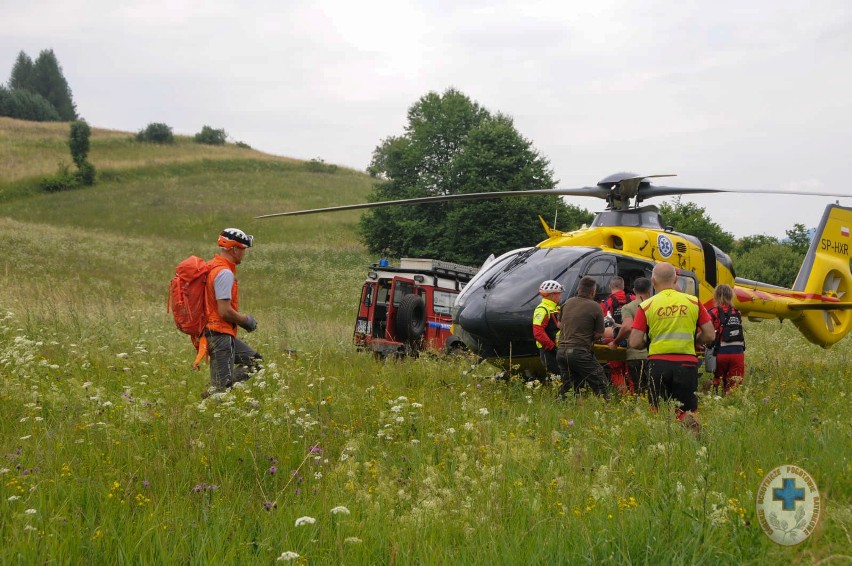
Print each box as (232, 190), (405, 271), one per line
(168, 256), (211, 344)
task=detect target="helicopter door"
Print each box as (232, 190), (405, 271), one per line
(580, 257), (618, 303)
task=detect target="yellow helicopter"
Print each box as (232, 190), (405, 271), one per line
(258, 173), (852, 372)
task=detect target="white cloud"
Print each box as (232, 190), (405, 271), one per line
(1, 0), (850, 237)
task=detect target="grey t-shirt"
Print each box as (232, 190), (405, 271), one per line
(213, 268), (234, 300)
(620, 298), (647, 360)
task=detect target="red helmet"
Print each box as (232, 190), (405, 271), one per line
(218, 228), (253, 249)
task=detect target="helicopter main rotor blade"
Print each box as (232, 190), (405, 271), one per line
(256, 186), (606, 218)
(644, 185), (852, 199)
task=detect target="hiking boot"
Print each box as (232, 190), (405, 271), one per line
(682, 413), (701, 437)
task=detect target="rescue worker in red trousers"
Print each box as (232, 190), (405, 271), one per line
(607, 277), (652, 394)
(600, 276), (634, 392)
(707, 283), (746, 394)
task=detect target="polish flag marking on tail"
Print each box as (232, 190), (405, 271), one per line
(841, 226), (850, 237)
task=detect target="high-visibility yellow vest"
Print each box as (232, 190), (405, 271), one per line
(640, 289), (699, 357)
(532, 298), (560, 348)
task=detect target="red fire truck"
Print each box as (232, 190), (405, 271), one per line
(353, 258), (479, 357)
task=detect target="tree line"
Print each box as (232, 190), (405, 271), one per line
(1, 49), (77, 122)
(0, 59), (817, 287)
(361, 88), (820, 287)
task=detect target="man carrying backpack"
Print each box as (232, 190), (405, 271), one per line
(203, 228), (262, 395)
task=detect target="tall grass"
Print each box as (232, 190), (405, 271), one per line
(0, 119), (849, 563)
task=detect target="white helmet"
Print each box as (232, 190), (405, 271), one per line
(218, 227), (254, 249)
(539, 280), (564, 293)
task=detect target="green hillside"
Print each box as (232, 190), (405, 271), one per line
(0, 116), (375, 349)
(0, 118), (849, 564)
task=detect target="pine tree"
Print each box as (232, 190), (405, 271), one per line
(8, 51), (35, 91)
(30, 49), (77, 120)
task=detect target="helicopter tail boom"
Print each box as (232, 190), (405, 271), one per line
(735, 204), (852, 347)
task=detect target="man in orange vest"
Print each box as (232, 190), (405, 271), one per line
(629, 263), (715, 426)
(204, 228), (262, 395)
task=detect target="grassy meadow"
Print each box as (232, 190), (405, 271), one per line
(0, 117), (850, 564)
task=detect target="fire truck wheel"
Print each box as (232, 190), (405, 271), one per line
(396, 294), (426, 342)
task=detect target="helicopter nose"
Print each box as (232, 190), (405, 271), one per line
(455, 293), (490, 338)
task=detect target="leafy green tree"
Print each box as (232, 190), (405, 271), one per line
(8, 51), (35, 91)
(785, 223), (811, 253)
(69, 119), (91, 167)
(658, 197), (735, 252)
(732, 234), (779, 256)
(69, 120), (95, 185)
(0, 85), (61, 121)
(194, 125), (227, 145)
(732, 242), (803, 287)
(136, 122), (174, 144)
(360, 88), (591, 265)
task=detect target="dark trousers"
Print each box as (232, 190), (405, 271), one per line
(627, 359), (649, 394)
(539, 347), (561, 377)
(206, 330), (262, 391)
(646, 359), (698, 413)
(556, 347), (609, 398)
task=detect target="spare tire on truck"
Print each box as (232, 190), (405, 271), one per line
(396, 294), (426, 342)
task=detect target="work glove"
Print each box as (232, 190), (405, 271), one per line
(240, 314), (258, 333)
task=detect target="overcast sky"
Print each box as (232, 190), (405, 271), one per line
(3, 0), (851, 238)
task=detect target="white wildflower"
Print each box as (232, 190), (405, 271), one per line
(19, 435), (31, 440)
(446, 427), (456, 434)
(330, 506), (350, 515)
(25, 508), (36, 514)
(478, 407), (489, 416)
(24, 525), (36, 531)
(294, 516), (316, 527)
(116, 353), (129, 358)
(8, 495), (20, 501)
(464, 422), (474, 431)
(277, 551), (300, 561)
(314, 472), (323, 480)
(411, 402), (423, 408)
(344, 537), (362, 544)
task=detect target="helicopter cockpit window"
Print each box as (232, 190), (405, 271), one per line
(677, 275), (698, 297)
(582, 258), (617, 302)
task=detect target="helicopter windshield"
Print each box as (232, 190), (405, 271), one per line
(463, 246), (598, 300)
